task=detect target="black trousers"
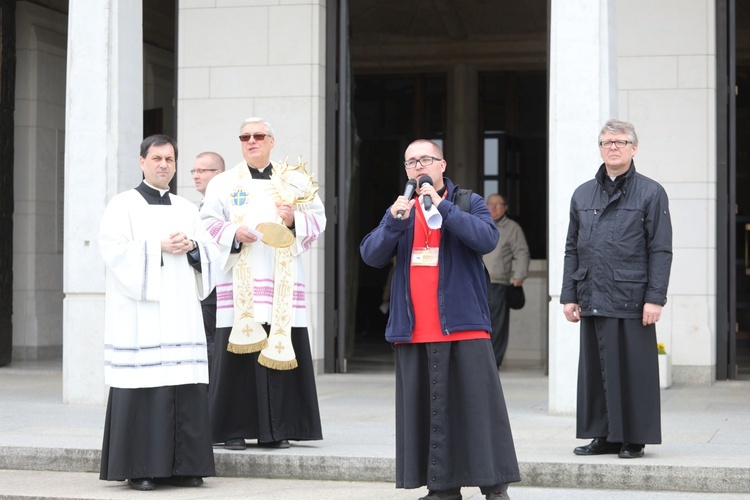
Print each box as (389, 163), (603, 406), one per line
(488, 283), (511, 367)
(200, 289), (217, 378)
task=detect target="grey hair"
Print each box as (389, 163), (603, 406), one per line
(239, 117), (275, 137)
(599, 119), (638, 146)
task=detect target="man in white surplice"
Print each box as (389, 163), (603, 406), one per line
(98, 135), (219, 491)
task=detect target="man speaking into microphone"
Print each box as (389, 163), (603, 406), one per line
(360, 139), (520, 500)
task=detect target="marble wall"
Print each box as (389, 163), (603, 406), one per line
(177, 0), (329, 365)
(616, 0), (716, 385)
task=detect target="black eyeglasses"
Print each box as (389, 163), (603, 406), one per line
(190, 169), (220, 175)
(599, 140), (632, 149)
(239, 133), (271, 142)
(404, 156), (442, 169)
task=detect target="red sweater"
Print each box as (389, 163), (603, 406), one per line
(407, 202), (489, 344)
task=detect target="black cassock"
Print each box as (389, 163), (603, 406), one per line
(209, 325), (323, 444)
(577, 316), (661, 444)
(100, 385), (215, 480)
(395, 339), (520, 491)
(100, 183), (215, 481)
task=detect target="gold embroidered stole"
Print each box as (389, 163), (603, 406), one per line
(226, 175), (271, 354)
(225, 165), (298, 370)
(226, 242), (269, 354)
(257, 246), (297, 370)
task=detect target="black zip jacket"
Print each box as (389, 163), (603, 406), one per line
(560, 162), (673, 318)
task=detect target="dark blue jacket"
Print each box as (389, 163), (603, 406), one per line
(560, 162), (673, 318)
(360, 178), (498, 343)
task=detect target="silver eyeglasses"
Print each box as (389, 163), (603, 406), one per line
(599, 140), (632, 149)
(190, 169), (220, 175)
(404, 156), (442, 169)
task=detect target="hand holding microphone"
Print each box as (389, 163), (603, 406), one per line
(395, 179), (418, 220)
(418, 175), (443, 229)
(418, 175), (434, 211)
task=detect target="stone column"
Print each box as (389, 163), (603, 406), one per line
(62, 0), (143, 404)
(447, 64), (478, 188)
(548, 0), (617, 415)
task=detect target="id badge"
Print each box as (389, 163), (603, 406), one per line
(411, 247), (439, 267)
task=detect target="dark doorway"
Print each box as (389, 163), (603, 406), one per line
(732, 64), (750, 379)
(0, 0), (16, 366)
(339, 0), (548, 372)
(478, 71), (547, 259)
(733, 15), (750, 380)
(351, 74), (447, 370)
(719, 0), (750, 380)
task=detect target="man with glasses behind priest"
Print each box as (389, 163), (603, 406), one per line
(200, 117), (324, 451)
(191, 151), (225, 376)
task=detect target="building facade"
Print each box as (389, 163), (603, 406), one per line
(1, 0), (743, 413)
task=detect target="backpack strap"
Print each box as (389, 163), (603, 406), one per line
(455, 188), (473, 212)
(454, 188), (491, 296)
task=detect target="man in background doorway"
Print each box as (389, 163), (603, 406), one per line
(482, 193), (530, 368)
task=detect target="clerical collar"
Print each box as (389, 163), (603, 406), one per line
(135, 181), (171, 205)
(143, 180), (170, 196)
(604, 171), (627, 197)
(248, 163), (273, 180)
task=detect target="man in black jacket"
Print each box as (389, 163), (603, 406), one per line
(561, 119), (672, 459)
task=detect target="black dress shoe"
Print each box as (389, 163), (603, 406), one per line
(418, 489), (462, 500)
(619, 443), (645, 458)
(224, 437), (247, 450)
(573, 437), (622, 455)
(128, 478), (156, 491)
(258, 439), (291, 449)
(156, 476), (203, 487)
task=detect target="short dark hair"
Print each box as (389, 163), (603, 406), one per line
(140, 134), (178, 160)
(406, 138), (443, 157)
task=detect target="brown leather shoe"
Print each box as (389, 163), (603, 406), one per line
(574, 437), (622, 455)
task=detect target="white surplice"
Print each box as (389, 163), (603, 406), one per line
(99, 189), (219, 389)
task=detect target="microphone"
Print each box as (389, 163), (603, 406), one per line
(419, 175), (433, 211)
(396, 179), (418, 220)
